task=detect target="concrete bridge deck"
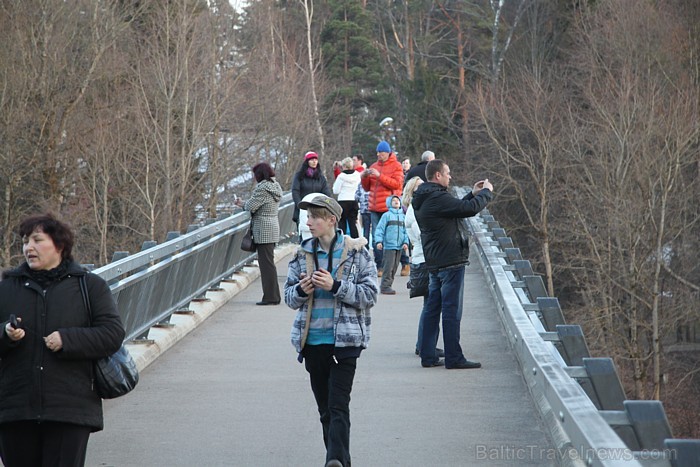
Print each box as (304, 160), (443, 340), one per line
(86, 247), (554, 466)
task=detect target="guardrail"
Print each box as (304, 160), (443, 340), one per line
(92, 193), (295, 342)
(463, 194), (699, 467)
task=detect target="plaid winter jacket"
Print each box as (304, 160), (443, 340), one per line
(244, 178), (283, 245)
(285, 233), (378, 354)
(355, 184), (369, 214)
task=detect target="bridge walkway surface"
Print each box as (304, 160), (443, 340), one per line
(86, 246), (554, 466)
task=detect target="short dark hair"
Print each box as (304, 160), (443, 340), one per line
(252, 162), (275, 182)
(353, 154), (364, 163)
(425, 159), (447, 182)
(19, 213), (75, 261)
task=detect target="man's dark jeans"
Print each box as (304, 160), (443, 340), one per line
(304, 344), (357, 466)
(419, 265), (468, 367)
(370, 211), (384, 270)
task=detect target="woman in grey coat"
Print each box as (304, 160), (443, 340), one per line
(237, 162), (283, 305)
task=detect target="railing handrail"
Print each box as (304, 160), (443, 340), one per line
(93, 193), (293, 282)
(459, 184), (699, 467)
(93, 192), (295, 342)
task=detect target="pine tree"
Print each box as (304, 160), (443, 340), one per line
(320, 0), (395, 156)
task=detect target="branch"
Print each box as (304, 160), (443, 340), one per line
(662, 263), (700, 292)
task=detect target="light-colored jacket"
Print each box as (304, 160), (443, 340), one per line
(285, 233), (378, 353)
(405, 205), (424, 265)
(333, 170), (361, 201)
(374, 196), (409, 250)
(244, 178), (283, 245)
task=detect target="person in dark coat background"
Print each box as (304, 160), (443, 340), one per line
(0, 213), (125, 467)
(291, 151), (332, 236)
(403, 150), (435, 186)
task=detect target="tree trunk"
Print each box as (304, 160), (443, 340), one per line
(300, 0), (325, 155)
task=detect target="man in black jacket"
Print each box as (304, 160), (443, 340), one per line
(412, 159), (493, 369)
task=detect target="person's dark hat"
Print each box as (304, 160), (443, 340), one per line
(298, 194), (342, 220)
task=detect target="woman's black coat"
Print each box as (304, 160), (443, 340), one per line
(291, 168), (332, 222)
(0, 261), (125, 432)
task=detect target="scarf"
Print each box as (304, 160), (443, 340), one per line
(26, 259), (70, 288)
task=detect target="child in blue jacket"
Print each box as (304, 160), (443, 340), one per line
(374, 195), (409, 294)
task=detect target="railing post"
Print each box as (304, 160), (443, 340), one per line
(504, 248), (523, 264)
(537, 297), (565, 330)
(664, 439), (700, 467)
(556, 324), (590, 366)
(112, 251), (129, 262)
(497, 236), (514, 250)
(141, 240), (157, 251)
(523, 274), (548, 301)
(583, 358), (626, 409)
(625, 400), (673, 451)
(584, 358), (641, 451)
(512, 260), (533, 278)
(165, 231), (181, 241)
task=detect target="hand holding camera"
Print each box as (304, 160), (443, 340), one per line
(474, 178), (493, 193)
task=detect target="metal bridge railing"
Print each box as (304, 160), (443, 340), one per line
(92, 193), (295, 343)
(461, 192), (699, 467)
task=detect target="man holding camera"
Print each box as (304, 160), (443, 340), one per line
(412, 159), (493, 369)
(360, 141), (404, 276)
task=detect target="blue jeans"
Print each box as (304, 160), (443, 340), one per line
(360, 213), (371, 244)
(416, 295), (427, 351)
(419, 265), (467, 367)
(370, 211), (384, 270)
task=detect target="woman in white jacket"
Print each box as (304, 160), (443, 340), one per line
(404, 176), (443, 357)
(332, 157), (362, 238)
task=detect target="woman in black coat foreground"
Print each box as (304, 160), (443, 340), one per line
(0, 213), (125, 467)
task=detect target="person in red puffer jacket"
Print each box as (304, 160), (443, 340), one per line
(360, 141), (404, 275)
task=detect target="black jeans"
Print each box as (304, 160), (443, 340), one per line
(303, 344), (357, 466)
(338, 201), (359, 238)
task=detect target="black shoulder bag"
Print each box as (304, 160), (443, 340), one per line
(408, 262), (429, 298)
(79, 275), (139, 399)
(240, 223), (256, 252)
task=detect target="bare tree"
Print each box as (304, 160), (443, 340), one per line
(563, 0), (699, 399)
(234, 0), (323, 184)
(125, 1), (222, 236)
(488, 0), (528, 83)
(474, 67), (566, 296)
(0, 0), (135, 264)
(298, 0), (327, 156)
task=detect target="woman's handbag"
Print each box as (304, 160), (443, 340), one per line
(93, 345), (139, 399)
(408, 262), (429, 298)
(79, 275), (139, 399)
(240, 224), (256, 252)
